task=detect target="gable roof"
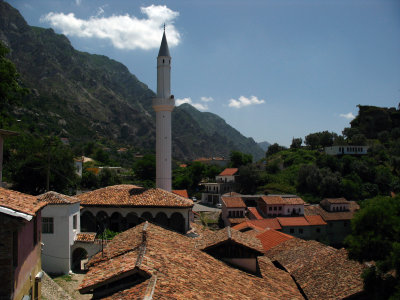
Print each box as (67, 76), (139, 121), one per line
(77, 185), (193, 208)
(261, 195), (305, 205)
(0, 187), (46, 217)
(256, 229), (294, 252)
(218, 168), (238, 176)
(196, 226), (264, 254)
(221, 196), (246, 208)
(304, 215), (327, 226)
(321, 197), (350, 205)
(305, 205), (355, 221)
(266, 238), (365, 300)
(38, 191), (80, 204)
(244, 218), (282, 230)
(277, 217), (309, 227)
(80, 222), (304, 299)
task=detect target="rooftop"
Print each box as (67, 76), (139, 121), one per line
(218, 168), (238, 176)
(247, 207), (263, 220)
(221, 196), (246, 208)
(75, 232), (96, 243)
(256, 229), (294, 252)
(172, 189), (189, 199)
(79, 222), (303, 299)
(261, 195), (305, 205)
(305, 205), (356, 221)
(0, 187), (46, 216)
(38, 191), (80, 205)
(77, 185), (193, 208)
(277, 217), (309, 227)
(266, 238), (365, 300)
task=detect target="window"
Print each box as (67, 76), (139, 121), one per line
(42, 217), (54, 234)
(289, 228), (294, 234)
(269, 207), (272, 211)
(73, 215), (77, 230)
(274, 207), (277, 211)
(279, 206), (282, 210)
(299, 228), (303, 234)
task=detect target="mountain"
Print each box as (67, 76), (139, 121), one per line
(0, 1), (265, 161)
(257, 141), (270, 152)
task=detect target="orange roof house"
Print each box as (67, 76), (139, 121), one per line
(218, 168), (238, 176)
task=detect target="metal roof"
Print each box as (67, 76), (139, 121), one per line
(158, 31), (170, 57)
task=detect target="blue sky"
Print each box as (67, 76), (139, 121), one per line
(7, 0), (400, 147)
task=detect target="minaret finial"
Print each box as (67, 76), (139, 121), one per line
(164, 23), (165, 32)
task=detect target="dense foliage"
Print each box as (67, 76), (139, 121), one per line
(345, 196), (400, 299)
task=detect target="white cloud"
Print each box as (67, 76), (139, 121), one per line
(40, 5), (180, 50)
(339, 112), (355, 120)
(200, 96), (213, 102)
(176, 97), (208, 111)
(228, 95), (265, 108)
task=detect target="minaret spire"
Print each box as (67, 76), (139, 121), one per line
(152, 29), (174, 191)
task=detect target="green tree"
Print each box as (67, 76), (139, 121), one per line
(237, 164), (260, 194)
(266, 143), (286, 156)
(290, 137), (302, 149)
(346, 196), (400, 299)
(133, 154), (156, 183)
(0, 42), (27, 126)
(230, 151), (252, 168)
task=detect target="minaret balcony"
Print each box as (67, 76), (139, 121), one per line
(152, 97), (175, 111)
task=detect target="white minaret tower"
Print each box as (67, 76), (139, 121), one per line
(152, 28), (174, 191)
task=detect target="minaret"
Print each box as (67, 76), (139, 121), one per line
(152, 28), (174, 191)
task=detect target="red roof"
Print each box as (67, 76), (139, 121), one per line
(277, 217), (309, 227)
(232, 221), (265, 232)
(256, 229), (294, 252)
(247, 207), (263, 220)
(244, 219), (282, 230)
(305, 215), (327, 226)
(172, 190), (189, 198)
(221, 196), (246, 208)
(261, 196), (304, 205)
(218, 168), (238, 176)
(38, 191), (80, 204)
(0, 187), (46, 216)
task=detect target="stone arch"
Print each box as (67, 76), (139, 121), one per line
(154, 212), (168, 228)
(96, 211), (109, 233)
(141, 211), (153, 222)
(110, 212), (123, 232)
(81, 211), (96, 232)
(169, 212), (185, 233)
(126, 212), (140, 229)
(71, 247), (88, 272)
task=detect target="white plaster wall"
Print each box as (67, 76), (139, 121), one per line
(41, 203), (80, 275)
(216, 175), (235, 182)
(282, 204), (304, 215)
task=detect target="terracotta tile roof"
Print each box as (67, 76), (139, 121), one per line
(266, 238), (365, 300)
(221, 196), (246, 208)
(321, 197), (350, 204)
(77, 185), (193, 208)
(261, 195), (305, 205)
(277, 217), (309, 227)
(247, 207), (263, 219)
(196, 226), (264, 254)
(227, 217), (247, 225)
(246, 218), (282, 230)
(256, 229), (294, 252)
(231, 221), (265, 233)
(304, 215), (327, 226)
(0, 187), (46, 216)
(218, 168), (238, 176)
(75, 232), (96, 243)
(222, 192), (242, 197)
(38, 191), (80, 204)
(305, 205), (355, 221)
(172, 189), (189, 198)
(80, 222), (303, 299)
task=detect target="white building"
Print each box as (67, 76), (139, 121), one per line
(324, 145), (369, 156)
(201, 168), (238, 204)
(39, 191), (81, 275)
(153, 29), (174, 192)
(257, 195), (305, 217)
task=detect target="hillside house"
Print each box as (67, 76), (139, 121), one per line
(221, 195), (247, 226)
(257, 195), (305, 217)
(324, 145), (369, 156)
(78, 185), (193, 234)
(38, 191), (81, 275)
(201, 168), (238, 204)
(0, 188), (47, 300)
